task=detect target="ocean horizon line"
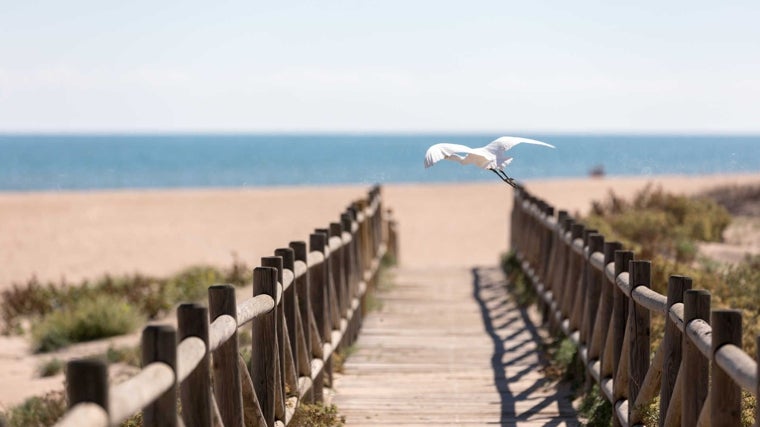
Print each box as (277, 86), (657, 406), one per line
(3, 130), (760, 138)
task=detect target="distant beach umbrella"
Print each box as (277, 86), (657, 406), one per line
(424, 136), (555, 188)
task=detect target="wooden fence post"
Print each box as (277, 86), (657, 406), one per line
(583, 233), (604, 346)
(252, 267), (279, 427)
(542, 210), (567, 325)
(628, 260), (651, 424)
(340, 212), (359, 345)
(330, 222), (348, 321)
(509, 190), (521, 252)
(209, 284), (245, 427)
(309, 232), (328, 402)
(658, 275), (691, 425)
(341, 212), (358, 299)
(262, 255), (297, 406)
(540, 205), (555, 280)
(310, 232), (329, 333)
(66, 358), (109, 416)
(142, 324), (178, 427)
(316, 227), (341, 333)
(570, 228), (596, 332)
(177, 303), (212, 427)
(545, 216), (566, 332)
(385, 209), (399, 263)
(314, 228), (338, 388)
(527, 199), (542, 268)
(612, 250), (633, 427)
(682, 289), (710, 427)
(710, 309), (742, 427)
(275, 249), (298, 375)
(289, 241), (315, 403)
(595, 241), (622, 378)
(557, 222), (584, 318)
(354, 200), (369, 273)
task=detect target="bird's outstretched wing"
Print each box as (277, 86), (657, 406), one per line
(424, 143), (479, 168)
(487, 136), (556, 152)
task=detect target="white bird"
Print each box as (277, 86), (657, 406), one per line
(424, 136), (555, 188)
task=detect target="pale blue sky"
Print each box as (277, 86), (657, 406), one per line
(1, 1), (759, 133)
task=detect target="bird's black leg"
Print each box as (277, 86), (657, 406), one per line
(489, 168), (517, 188)
(497, 170), (517, 188)
(496, 169), (517, 186)
(489, 168), (506, 181)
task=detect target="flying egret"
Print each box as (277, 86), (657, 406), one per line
(424, 136), (555, 188)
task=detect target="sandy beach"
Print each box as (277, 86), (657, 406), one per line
(1, 172), (760, 407)
(2, 173), (760, 288)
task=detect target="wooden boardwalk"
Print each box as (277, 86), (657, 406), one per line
(332, 265), (579, 426)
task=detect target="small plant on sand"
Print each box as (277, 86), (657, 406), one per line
(105, 345), (142, 367)
(380, 251), (397, 269)
(635, 396), (660, 427)
(32, 294), (142, 352)
(364, 267), (393, 313)
(290, 403), (345, 427)
(0, 391), (67, 427)
(333, 344), (357, 374)
(119, 411), (143, 427)
(500, 252), (535, 307)
(36, 358), (64, 377)
(577, 385), (612, 427)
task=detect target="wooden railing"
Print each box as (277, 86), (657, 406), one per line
(510, 186), (759, 427)
(54, 185), (397, 427)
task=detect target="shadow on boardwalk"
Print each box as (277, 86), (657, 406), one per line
(333, 265), (579, 426)
(471, 267), (579, 426)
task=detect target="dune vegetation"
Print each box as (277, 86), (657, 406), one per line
(2, 258), (250, 352)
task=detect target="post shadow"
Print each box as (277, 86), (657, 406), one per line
(471, 266), (580, 426)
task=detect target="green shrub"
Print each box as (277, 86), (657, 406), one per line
(635, 395), (660, 427)
(577, 385), (612, 427)
(333, 345), (357, 374)
(1, 278), (61, 335)
(700, 183), (760, 216)
(381, 251), (397, 268)
(120, 411), (143, 427)
(105, 345), (141, 367)
(169, 266), (225, 302)
(586, 184), (731, 262)
(32, 295), (142, 352)
(36, 358), (64, 377)
(501, 252), (535, 307)
(742, 390), (757, 427)
(707, 254), (760, 356)
(1, 391), (66, 427)
(290, 403), (345, 427)
(2, 259), (250, 337)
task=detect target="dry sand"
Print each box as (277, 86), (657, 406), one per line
(3, 173), (759, 288)
(1, 172), (759, 407)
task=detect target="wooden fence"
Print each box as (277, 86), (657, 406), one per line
(54, 185), (397, 427)
(510, 186), (759, 427)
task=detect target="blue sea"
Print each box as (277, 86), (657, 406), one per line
(1, 134), (759, 192)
